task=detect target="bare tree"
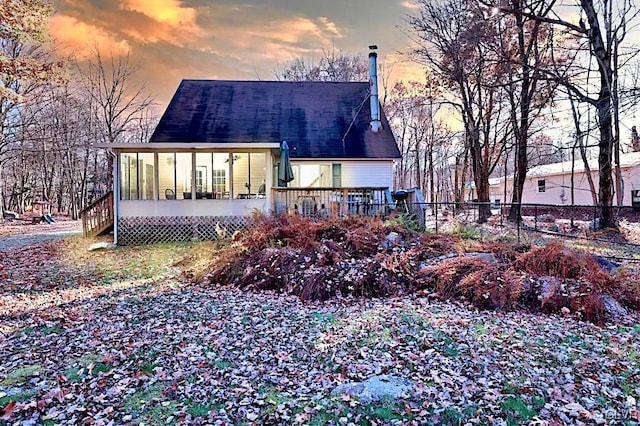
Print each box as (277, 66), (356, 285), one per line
(521, 0), (640, 227)
(274, 47), (368, 82)
(407, 0), (510, 222)
(386, 78), (454, 202)
(83, 50), (154, 188)
(483, 0), (563, 221)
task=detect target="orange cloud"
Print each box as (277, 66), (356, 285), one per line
(120, 0), (197, 26)
(202, 13), (346, 65)
(401, 1), (419, 10)
(118, 0), (202, 45)
(49, 14), (131, 56)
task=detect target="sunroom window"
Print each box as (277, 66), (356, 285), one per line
(232, 153), (266, 199)
(195, 153), (230, 199)
(119, 153), (154, 200)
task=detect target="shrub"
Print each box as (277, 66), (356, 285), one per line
(191, 215), (636, 324)
(538, 213), (556, 223)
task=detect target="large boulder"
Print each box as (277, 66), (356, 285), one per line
(332, 375), (413, 404)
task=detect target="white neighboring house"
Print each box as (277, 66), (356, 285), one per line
(94, 50), (401, 245)
(490, 151), (640, 206)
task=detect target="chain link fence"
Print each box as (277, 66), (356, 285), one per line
(397, 201), (640, 263)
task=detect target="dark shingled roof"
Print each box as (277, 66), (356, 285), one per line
(150, 80), (401, 159)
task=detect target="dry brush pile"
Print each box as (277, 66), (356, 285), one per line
(190, 214), (640, 324)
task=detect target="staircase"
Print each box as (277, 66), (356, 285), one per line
(81, 191), (114, 237)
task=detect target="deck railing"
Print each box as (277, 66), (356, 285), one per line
(81, 191), (114, 237)
(271, 187), (394, 218)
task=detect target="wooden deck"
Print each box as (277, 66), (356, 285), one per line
(271, 187), (394, 218)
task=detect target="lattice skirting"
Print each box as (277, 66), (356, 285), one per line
(117, 216), (248, 245)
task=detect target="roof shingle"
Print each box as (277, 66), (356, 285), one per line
(150, 80), (401, 159)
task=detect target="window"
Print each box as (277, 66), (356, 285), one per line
(176, 153), (192, 199)
(289, 164), (332, 187)
(158, 153), (176, 199)
(537, 179), (546, 193)
(119, 153), (154, 200)
(232, 152), (266, 198)
(195, 153), (230, 199)
(213, 168), (227, 196)
(158, 153), (191, 199)
(332, 164), (342, 187)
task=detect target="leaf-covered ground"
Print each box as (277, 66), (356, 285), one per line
(1, 237), (639, 425)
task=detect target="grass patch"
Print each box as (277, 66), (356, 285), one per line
(140, 362), (157, 375)
(213, 360), (233, 370)
(123, 383), (166, 412)
(62, 238), (212, 284)
(63, 353), (113, 380)
(186, 403), (216, 418)
(432, 331), (460, 357)
(308, 397), (414, 426)
(312, 312), (338, 326)
(41, 325), (63, 335)
(1, 365), (41, 386)
(501, 396), (541, 425)
(63, 367), (82, 382)
(0, 390), (36, 407)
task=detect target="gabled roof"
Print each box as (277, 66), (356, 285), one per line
(527, 151), (640, 177)
(494, 151), (640, 181)
(150, 80), (401, 159)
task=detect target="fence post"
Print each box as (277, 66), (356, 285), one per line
(570, 204), (574, 228)
(534, 204), (538, 230)
(517, 203), (521, 245)
(435, 196), (438, 234)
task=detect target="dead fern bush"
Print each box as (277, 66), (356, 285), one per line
(516, 242), (609, 284)
(608, 271), (640, 310)
(458, 266), (531, 310)
(420, 257), (488, 300)
(192, 213), (636, 324)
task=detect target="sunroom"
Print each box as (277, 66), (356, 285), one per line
(112, 144), (277, 244)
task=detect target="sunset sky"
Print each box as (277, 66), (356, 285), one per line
(49, 0), (422, 108)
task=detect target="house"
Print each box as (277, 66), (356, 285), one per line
(98, 47), (401, 245)
(491, 151), (640, 206)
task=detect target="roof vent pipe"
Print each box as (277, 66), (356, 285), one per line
(368, 45), (382, 133)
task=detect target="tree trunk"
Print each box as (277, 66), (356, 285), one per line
(508, 125), (528, 221)
(468, 131), (492, 223)
(0, 162), (4, 224)
(583, 0), (616, 228)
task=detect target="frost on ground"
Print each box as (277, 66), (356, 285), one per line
(0, 238), (639, 425)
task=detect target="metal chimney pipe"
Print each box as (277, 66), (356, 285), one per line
(368, 45), (382, 133)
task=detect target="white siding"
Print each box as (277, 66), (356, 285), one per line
(119, 199), (266, 217)
(494, 164), (640, 206)
(341, 161), (394, 188)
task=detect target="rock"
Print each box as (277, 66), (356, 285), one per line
(539, 213), (556, 223)
(89, 242), (117, 251)
(418, 253), (459, 271)
(512, 243), (530, 253)
(467, 252), (497, 263)
(549, 224), (560, 233)
(593, 256), (621, 273)
(537, 276), (567, 312)
(3, 210), (19, 220)
(381, 232), (402, 249)
(601, 294), (628, 321)
(332, 375), (413, 404)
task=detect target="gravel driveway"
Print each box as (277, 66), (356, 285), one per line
(0, 220), (83, 252)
